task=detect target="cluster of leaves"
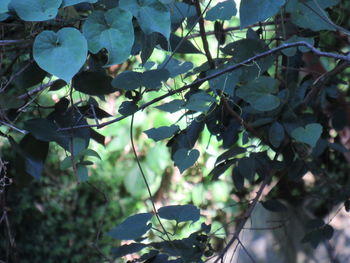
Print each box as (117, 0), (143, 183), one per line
(1, 0), (350, 262)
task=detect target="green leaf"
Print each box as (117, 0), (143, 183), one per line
(158, 205), (200, 223)
(112, 69), (169, 91)
(24, 118), (64, 143)
(62, 0), (97, 7)
(33, 28), (87, 82)
(158, 34), (201, 54)
(269, 122), (284, 148)
(215, 146), (246, 165)
(184, 92), (216, 112)
(286, 0), (339, 31)
(142, 69), (169, 90)
(221, 39), (273, 80)
(76, 164), (88, 181)
(118, 101), (138, 116)
(155, 100), (184, 113)
(239, 0), (286, 28)
(0, 0), (10, 14)
(208, 64), (241, 96)
(12, 0), (62, 21)
(120, 0), (170, 39)
(173, 148), (200, 173)
(112, 71), (142, 91)
(236, 76), (280, 111)
(261, 199), (288, 213)
(73, 71), (115, 95)
(158, 56), (193, 78)
(205, 0), (237, 21)
(107, 213), (153, 240)
(238, 157), (255, 182)
(82, 8), (134, 66)
(291, 123), (323, 148)
(144, 125), (180, 142)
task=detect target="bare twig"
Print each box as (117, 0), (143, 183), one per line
(17, 81), (56, 100)
(58, 41), (350, 132)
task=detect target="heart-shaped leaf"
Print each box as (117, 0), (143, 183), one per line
(12, 0), (62, 21)
(62, 0), (97, 7)
(107, 213), (153, 240)
(205, 0), (237, 21)
(240, 0), (286, 28)
(158, 205), (200, 223)
(83, 8), (134, 66)
(144, 125), (180, 142)
(158, 56), (193, 78)
(33, 27), (87, 82)
(291, 123), (323, 148)
(173, 148), (200, 173)
(120, 0), (170, 39)
(236, 76), (280, 111)
(0, 0), (10, 14)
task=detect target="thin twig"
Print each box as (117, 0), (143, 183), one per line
(58, 41), (350, 132)
(17, 81), (56, 100)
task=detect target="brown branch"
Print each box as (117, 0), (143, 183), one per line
(58, 41), (350, 132)
(298, 60), (350, 110)
(194, 0), (214, 69)
(0, 40), (29, 46)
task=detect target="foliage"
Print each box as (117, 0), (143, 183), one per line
(1, 0), (350, 262)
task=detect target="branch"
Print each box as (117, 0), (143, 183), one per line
(0, 39), (30, 46)
(17, 81), (56, 100)
(58, 41), (350, 132)
(194, 0), (214, 68)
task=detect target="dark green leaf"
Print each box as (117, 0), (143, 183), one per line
(238, 157), (255, 182)
(215, 146), (246, 165)
(120, 0), (170, 39)
(236, 76), (280, 111)
(159, 56), (193, 78)
(232, 167), (244, 191)
(158, 205), (200, 223)
(210, 159), (235, 180)
(118, 101), (138, 116)
(112, 243), (147, 259)
(82, 8), (134, 66)
(269, 122), (284, 148)
(184, 92), (216, 112)
(142, 69), (169, 90)
(73, 71), (115, 95)
(173, 148), (200, 173)
(13, 62), (47, 89)
(33, 28), (87, 82)
(286, 0), (339, 31)
(155, 100), (184, 113)
(240, 0), (285, 28)
(107, 213), (153, 240)
(158, 34), (201, 54)
(144, 125), (180, 142)
(112, 71), (142, 91)
(205, 0), (237, 21)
